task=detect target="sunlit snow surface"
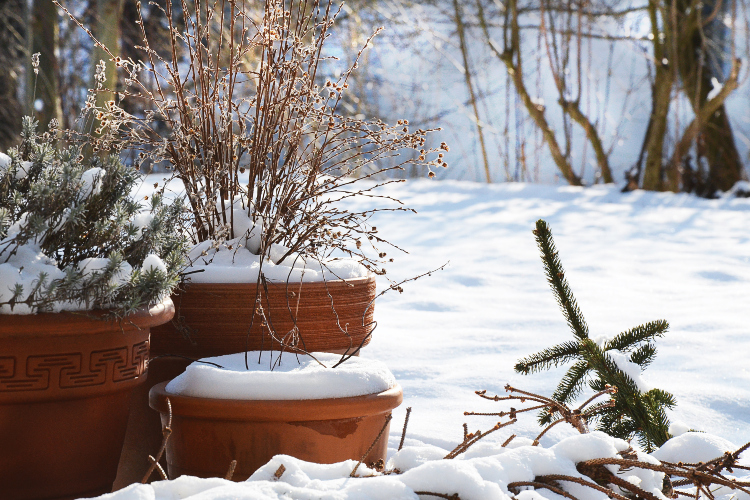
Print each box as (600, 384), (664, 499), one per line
(166, 352), (396, 400)
(359, 180), (750, 448)
(89, 179), (750, 499)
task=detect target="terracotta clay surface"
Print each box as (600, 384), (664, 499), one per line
(0, 300), (174, 500)
(149, 381), (402, 480)
(150, 276), (376, 358)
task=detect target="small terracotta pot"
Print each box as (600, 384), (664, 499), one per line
(150, 276), (376, 358)
(149, 381), (402, 481)
(0, 300), (174, 500)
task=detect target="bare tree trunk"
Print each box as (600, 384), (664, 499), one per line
(537, 1), (613, 184)
(673, 0), (742, 195)
(28, 0), (63, 131)
(671, 57), (741, 187)
(478, 0), (582, 186)
(560, 100), (613, 183)
(0, 0), (25, 150)
(641, 0), (677, 191)
(94, 0), (125, 113)
(453, 0), (492, 183)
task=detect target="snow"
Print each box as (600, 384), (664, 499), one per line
(0, 242), (66, 314)
(79, 177), (750, 500)
(181, 204), (368, 284)
(183, 238), (368, 283)
(667, 421), (691, 437)
(165, 351), (396, 400)
(79, 257), (133, 289)
(13, 160), (33, 180)
(353, 180), (750, 449)
(725, 180), (750, 198)
(79, 167), (105, 199)
(141, 254), (168, 275)
(707, 77), (723, 100)
(131, 211), (154, 237)
(87, 430), (750, 500)
(606, 350), (650, 392)
(651, 432), (740, 464)
(0, 151), (10, 174)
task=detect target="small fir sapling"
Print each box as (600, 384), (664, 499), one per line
(0, 117), (187, 315)
(515, 219), (675, 451)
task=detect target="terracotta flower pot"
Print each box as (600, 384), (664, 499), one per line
(149, 381), (402, 481)
(150, 275), (377, 358)
(115, 276), (377, 488)
(0, 300), (174, 500)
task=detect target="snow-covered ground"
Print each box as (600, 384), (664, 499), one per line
(91, 179), (750, 499)
(362, 180), (750, 448)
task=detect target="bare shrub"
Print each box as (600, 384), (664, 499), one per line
(56, 0), (447, 274)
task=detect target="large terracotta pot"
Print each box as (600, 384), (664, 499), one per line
(149, 381), (402, 481)
(0, 300), (174, 500)
(115, 276), (376, 489)
(150, 276), (377, 358)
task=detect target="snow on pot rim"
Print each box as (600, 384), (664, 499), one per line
(165, 351), (396, 400)
(183, 237), (369, 284)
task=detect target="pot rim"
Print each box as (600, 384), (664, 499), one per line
(176, 274), (375, 290)
(0, 297), (175, 336)
(149, 380), (403, 422)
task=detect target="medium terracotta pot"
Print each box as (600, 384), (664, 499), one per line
(0, 300), (174, 500)
(149, 381), (402, 481)
(150, 276), (376, 358)
(115, 276), (376, 489)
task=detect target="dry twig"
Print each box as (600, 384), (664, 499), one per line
(350, 414), (392, 477)
(225, 460), (238, 481)
(141, 397), (172, 483)
(273, 464), (286, 481)
(398, 407), (412, 452)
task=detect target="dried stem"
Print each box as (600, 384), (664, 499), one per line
(444, 419), (516, 459)
(141, 397), (172, 484)
(413, 493), (461, 500)
(508, 481), (579, 500)
(398, 407), (412, 452)
(225, 460), (238, 481)
(272, 464), (286, 481)
(350, 414), (392, 477)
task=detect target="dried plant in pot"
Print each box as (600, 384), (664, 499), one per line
(0, 118), (187, 499)
(60, 0), (447, 362)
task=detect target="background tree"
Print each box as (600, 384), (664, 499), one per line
(29, 0), (63, 130)
(0, 0), (26, 150)
(672, 0), (742, 195)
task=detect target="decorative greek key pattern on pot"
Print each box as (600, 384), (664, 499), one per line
(0, 341), (149, 392)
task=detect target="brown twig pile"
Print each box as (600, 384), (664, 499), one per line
(462, 385), (750, 500)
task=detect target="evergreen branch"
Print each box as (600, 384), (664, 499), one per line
(643, 388), (677, 409)
(629, 343), (657, 368)
(515, 341), (581, 374)
(606, 320), (669, 352)
(584, 339), (671, 449)
(551, 360), (590, 406)
(533, 220), (589, 340)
